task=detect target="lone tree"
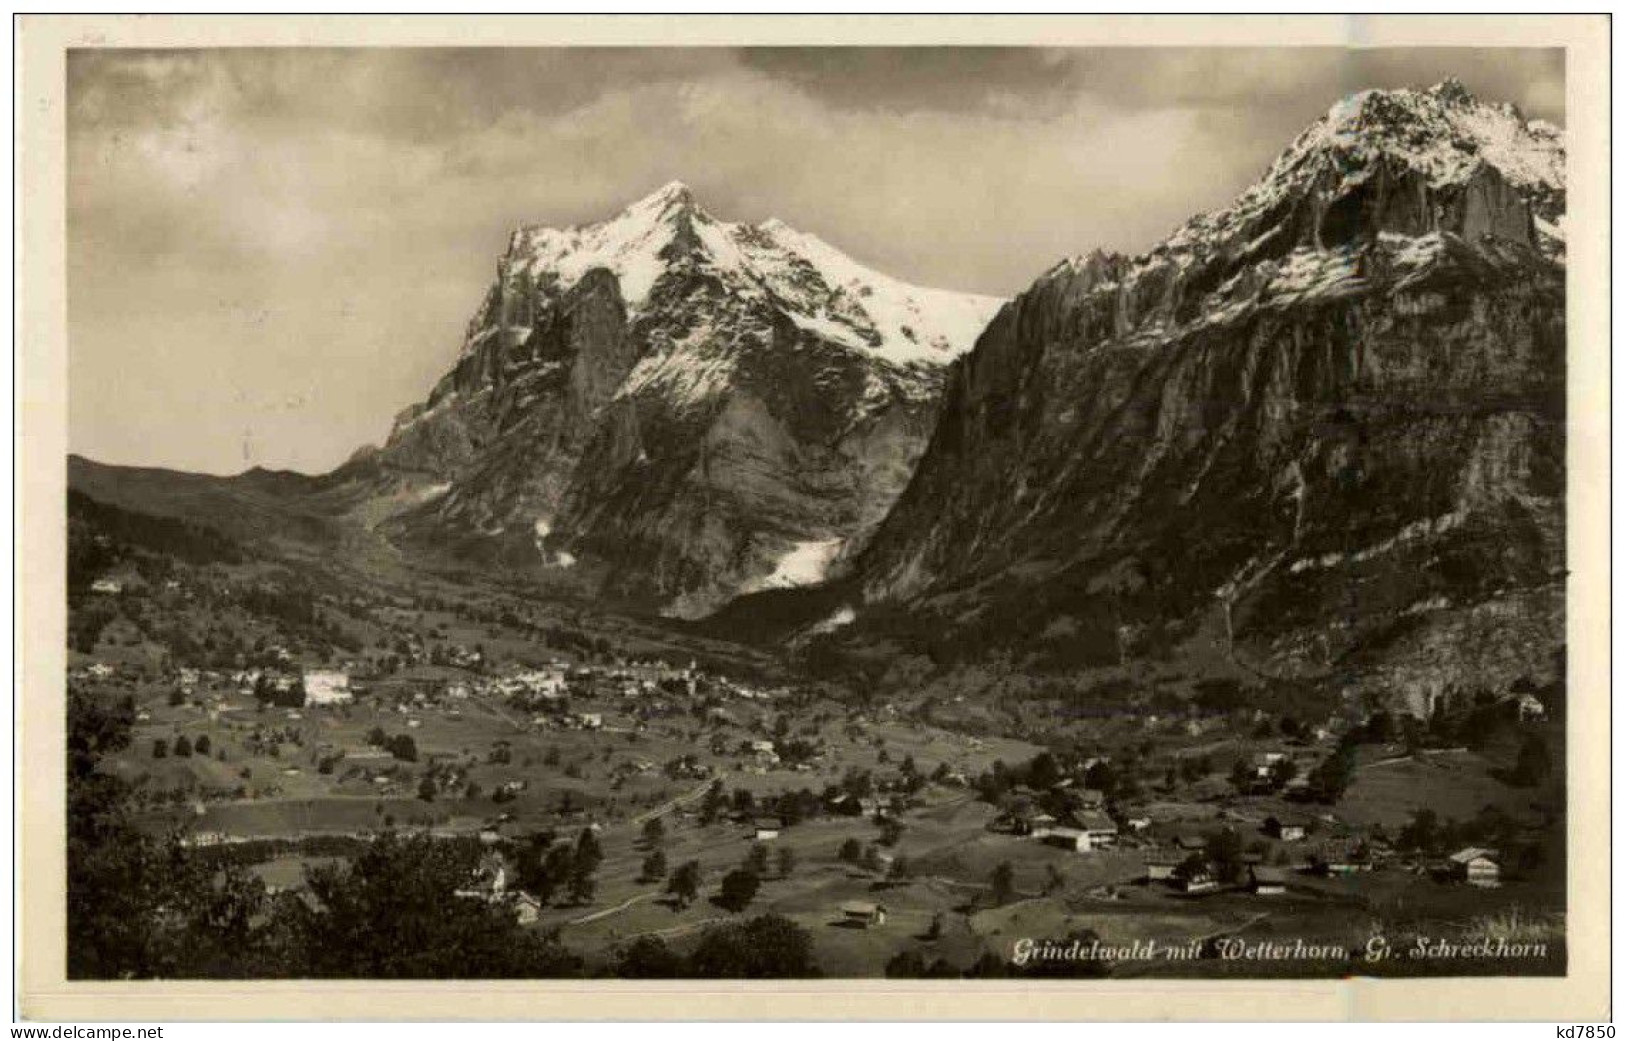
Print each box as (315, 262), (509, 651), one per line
(1306, 745), (1355, 804)
(194, 734), (212, 757)
(173, 735), (192, 758)
(745, 842), (770, 877)
(566, 867), (596, 906)
(667, 860), (702, 909)
(838, 838), (863, 863)
(566, 828), (603, 904)
(574, 827), (604, 873)
(1398, 808), (1441, 853)
(699, 782), (725, 825)
(387, 734), (418, 762)
(641, 850), (668, 883)
(1044, 864), (1065, 895)
(717, 868), (760, 912)
(990, 861), (1015, 905)
(641, 817), (666, 847)
(1511, 734), (1553, 786)
(1205, 827), (1245, 884)
(775, 846), (795, 879)
(152, 739), (167, 759)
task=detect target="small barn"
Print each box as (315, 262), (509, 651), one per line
(1173, 865), (1217, 893)
(1264, 816), (1308, 842)
(1040, 827), (1088, 852)
(1076, 812), (1120, 851)
(1248, 866), (1288, 895)
(1145, 858), (1181, 882)
(839, 901), (887, 927)
(1447, 848), (1501, 887)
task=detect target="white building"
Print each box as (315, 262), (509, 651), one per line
(1517, 693), (1547, 722)
(303, 669), (353, 705)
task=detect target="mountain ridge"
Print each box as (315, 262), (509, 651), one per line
(838, 81), (1565, 708)
(367, 181), (1004, 616)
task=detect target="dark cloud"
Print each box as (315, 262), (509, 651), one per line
(70, 47), (738, 139)
(736, 46), (1563, 123)
(736, 47), (1084, 115)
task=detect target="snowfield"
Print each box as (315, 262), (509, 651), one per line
(745, 537), (844, 592)
(496, 181), (1003, 370)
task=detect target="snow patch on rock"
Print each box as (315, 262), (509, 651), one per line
(745, 537), (844, 592)
(807, 604), (857, 635)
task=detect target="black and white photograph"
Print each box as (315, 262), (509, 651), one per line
(16, 13), (1611, 1023)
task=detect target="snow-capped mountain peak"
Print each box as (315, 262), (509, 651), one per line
(390, 183), (1007, 616)
(1022, 81), (1566, 352)
(496, 184), (1003, 369)
(1308, 80), (1563, 196)
(1151, 81), (1565, 265)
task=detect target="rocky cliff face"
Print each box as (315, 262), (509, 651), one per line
(854, 81), (1566, 703)
(372, 183), (1002, 616)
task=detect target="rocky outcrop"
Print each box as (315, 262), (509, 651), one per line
(854, 81), (1566, 702)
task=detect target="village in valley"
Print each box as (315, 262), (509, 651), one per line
(66, 494), (1567, 979)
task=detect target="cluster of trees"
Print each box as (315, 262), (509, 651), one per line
(665, 860), (703, 908)
(237, 583), (320, 630)
(513, 828), (603, 906)
(1179, 828), (1249, 886)
(151, 733), (212, 759)
(68, 601), (118, 654)
(696, 782), (830, 829)
(837, 837), (892, 876)
(973, 749), (1142, 816)
(712, 840), (795, 913)
(1395, 806), (1546, 869)
(229, 579), (364, 660)
(804, 591), (1146, 677)
(1229, 755), (1298, 795)
(69, 689), (580, 979)
(613, 915), (818, 978)
(67, 490), (245, 610)
(253, 674), (307, 710)
(1301, 744), (1355, 803)
(1509, 734), (1553, 786)
(365, 728), (418, 762)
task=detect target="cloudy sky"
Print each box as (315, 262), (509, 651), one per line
(68, 46), (1564, 475)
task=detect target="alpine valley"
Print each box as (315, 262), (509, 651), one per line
(65, 77), (1573, 982)
(70, 81), (1568, 700)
